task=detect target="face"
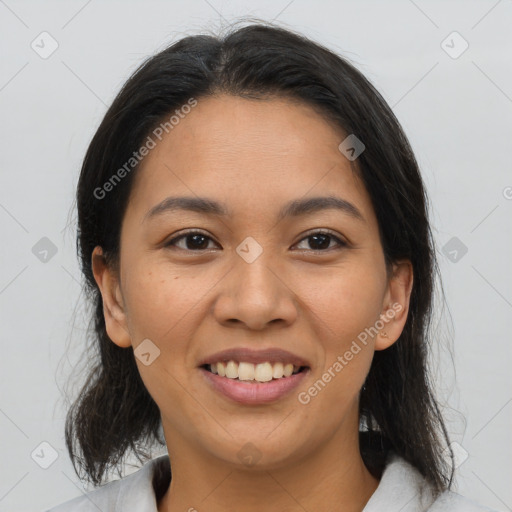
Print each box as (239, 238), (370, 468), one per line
(93, 94), (412, 471)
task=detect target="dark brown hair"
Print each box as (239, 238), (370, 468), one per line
(66, 20), (454, 493)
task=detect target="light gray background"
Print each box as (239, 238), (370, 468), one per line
(1, 1), (511, 511)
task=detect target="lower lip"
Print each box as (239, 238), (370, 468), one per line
(199, 367), (309, 404)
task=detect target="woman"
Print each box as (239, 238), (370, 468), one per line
(47, 22), (497, 512)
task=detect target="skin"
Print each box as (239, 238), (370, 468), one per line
(92, 94), (413, 512)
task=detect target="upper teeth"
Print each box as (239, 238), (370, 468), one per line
(209, 361), (300, 382)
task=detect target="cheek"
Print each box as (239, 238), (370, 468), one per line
(121, 258), (211, 344)
(294, 267), (382, 425)
(296, 261), (384, 396)
(300, 261), (386, 343)
(121, 259), (206, 416)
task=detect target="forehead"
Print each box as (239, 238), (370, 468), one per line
(128, 94), (374, 223)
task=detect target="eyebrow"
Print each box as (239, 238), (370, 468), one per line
(143, 195), (365, 223)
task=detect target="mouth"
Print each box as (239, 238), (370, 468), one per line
(198, 347), (311, 403)
(201, 361), (308, 383)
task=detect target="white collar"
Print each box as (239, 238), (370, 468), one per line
(48, 452), (492, 511)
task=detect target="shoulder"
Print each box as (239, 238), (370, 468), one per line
(363, 452), (499, 512)
(45, 454), (170, 512)
(429, 490), (499, 512)
(45, 477), (123, 512)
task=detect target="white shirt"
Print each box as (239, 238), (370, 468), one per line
(46, 452), (497, 511)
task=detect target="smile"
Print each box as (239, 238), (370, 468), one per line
(205, 360), (304, 383)
(200, 362), (310, 404)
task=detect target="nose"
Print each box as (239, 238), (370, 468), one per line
(212, 251), (298, 330)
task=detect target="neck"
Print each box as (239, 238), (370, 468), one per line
(158, 423), (380, 512)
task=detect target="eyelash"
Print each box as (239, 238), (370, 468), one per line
(164, 229), (347, 253)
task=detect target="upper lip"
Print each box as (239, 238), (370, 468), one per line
(198, 347), (311, 368)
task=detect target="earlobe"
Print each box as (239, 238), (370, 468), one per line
(375, 260), (414, 351)
(91, 246), (132, 348)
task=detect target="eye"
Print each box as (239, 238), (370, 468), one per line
(164, 229), (347, 253)
(165, 230), (219, 251)
(293, 230), (347, 251)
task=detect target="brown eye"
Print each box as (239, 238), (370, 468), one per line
(294, 231), (347, 251)
(165, 231), (219, 251)
(164, 229), (347, 253)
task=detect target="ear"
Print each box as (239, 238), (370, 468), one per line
(91, 246), (132, 348)
(375, 259), (414, 351)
